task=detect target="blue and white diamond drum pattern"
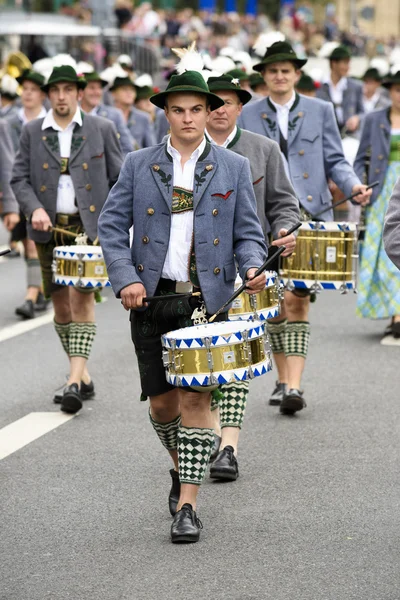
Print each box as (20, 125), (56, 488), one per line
(52, 245), (111, 289)
(229, 270), (280, 321)
(162, 320), (272, 390)
(280, 221), (358, 292)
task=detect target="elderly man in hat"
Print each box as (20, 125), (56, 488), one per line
(317, 45), (364, 135)
(11, 65), (123, 412)
(98, 60), (267, 543)
(239, 40), (371, 415)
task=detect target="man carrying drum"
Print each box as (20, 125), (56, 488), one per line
(204, 73), (300, 479)
(98, 51), (267, 543)
(11, 65), (123, 413)
(239, 40), (371, 415)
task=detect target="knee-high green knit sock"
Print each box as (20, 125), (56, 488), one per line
(285, 321), (310, 358)
(266, 318), (287, 354)
(149, 410), (181, 451)
(54, 320), (71, 356)
(69, 322), (97, 359)
(177, 426), (214, 485)
(219, 381), (249, 429)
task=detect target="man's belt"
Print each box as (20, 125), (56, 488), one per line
(56, 213), (81, 226)
(157, 279), (200, 294)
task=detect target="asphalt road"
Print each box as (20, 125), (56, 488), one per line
(1, 223), (399, 600)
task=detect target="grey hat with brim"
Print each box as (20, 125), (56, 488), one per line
(150, 71), (225, 111)
(253, 41), (307, 72)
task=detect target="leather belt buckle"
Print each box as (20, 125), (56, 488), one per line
(175, 281), (193, 294)
(57, 214), (69, 226)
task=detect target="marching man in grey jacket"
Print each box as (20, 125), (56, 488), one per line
(98, 62), (267, 543)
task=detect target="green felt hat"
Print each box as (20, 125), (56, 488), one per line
(382, 71), (400, 89)
(248, 72), (265, 89)
(84, 71), (108, 88)
(225, 68), (249, 81)
(207, 74), (252, 105)
(296, 72), (316, 92)
(253, 41), (307, 72)
(16, 68), (45, 88)
(329, 45), (351, 61)
(109, 76), (136, 92)
(362, 67), (382, 82)
(42, 65), (87, 93)
(135, 85), (154, 101)
(150, 71), (225, 111)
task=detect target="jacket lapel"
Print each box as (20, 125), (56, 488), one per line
(288, 95), (306, 148)
(150, 145), (174, 211)
(193, 141), (217, 211)
(41, 129), (61, 164)
(260, 100), (279, 143)
(69, 117), (88, 165)
(379, 110), (391, 150)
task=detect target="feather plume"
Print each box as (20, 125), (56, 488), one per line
(390, 62), (400, 75)
(233, 50), (253, 74)
(0, 74), (19, 95)
(211, 56), (236, 74)
(76, 61), (94, 75)
(369, 58), (389, 77)
(252, 31), (285, 58)
(318, 41), (340, 59)
(52, 54), (77, 69)
(202, 70), (223, 82)
(32, 58), (54, 76)
(134, 74), (153, 88)
(172, 42), (205, 75)
(100, 64), (128, 84)
(219, 46), (236, 59)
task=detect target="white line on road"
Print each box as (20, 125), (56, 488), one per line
(0, 310), (55, 343)
(0, 412), (75, 460)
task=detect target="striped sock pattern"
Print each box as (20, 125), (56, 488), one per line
(149, 411), (181, 451)
(285, 321), (310, 358)
(266, 319), (287, 354)
(69, 322), (97, 359)
(178, 426), (214, 485)
(54, 320), (71, 356)
(219, 381), (249, 429)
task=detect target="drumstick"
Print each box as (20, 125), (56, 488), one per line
(208, 245), (286, 323)
(275, 222), (302, 237)
(0, 248), (11, 257)
(144, 291), (202, 302)
(312, 181), (379, 219)
(50, 226), (78, 238)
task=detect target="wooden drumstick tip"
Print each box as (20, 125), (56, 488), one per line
(208, 314), (217, 323)
(192, 291), (202, 297)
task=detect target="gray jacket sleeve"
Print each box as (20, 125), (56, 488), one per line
(103, 120), (124, 187)
(0, 119), (19, 215)
(384, 178), (400, 270)
(264, 143), (300, 238)
(113, 109), (134, 155)
(11, 125), (43, 219)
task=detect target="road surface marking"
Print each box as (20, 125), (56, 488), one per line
(0, 412), (75, 460)
(0, 310), (55, 343)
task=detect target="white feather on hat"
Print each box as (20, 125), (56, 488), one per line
(172, 42), (205, 77)
(0, 74), (19, 96)
(390, 63), (400, 76)
(100, 64), (128, 84)
(76, 61), (94, 75)
(369, 58), (389, 78)
(389, 47), (400, 66)
(117, 54), (133, 66)
(134, 74), (153, 88)
(32, 57), (54, 76)
(202, 70), (223, 82)
(219, 46), (236, 59)
(211, 56), (236, 74)
(52, 54), (77, 69)
(318, 41), (340, 59)
(252, 31), (285, 58)
(233, 50), (253, 74)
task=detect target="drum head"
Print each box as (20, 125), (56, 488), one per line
(163, 320), (264, 349)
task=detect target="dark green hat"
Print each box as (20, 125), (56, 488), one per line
(207, 74), (252, 105)
(150, 71), (225, 111)
(253, 41), (307, 72)
(110, 76), (136, 92)
(135, 85), (154, 101)
(248, 72), (265, 89)
(42, 65), (87, 93)
(329, 45), (351, 61)
(84, 71), (108, 88)
(225, 68), (249, 81)
(16, 68), (45, 88)
(362, 67), (382, 82)
(296, 71), (316, 92)
(382, 71), (400, 89)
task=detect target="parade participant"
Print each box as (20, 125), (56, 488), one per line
(296, 72), (317, 98)
(98, 63), (267, 543)
(354, 69), (400, 341)
(0, 75), (19, 120)
(80, 71), (135, 156)
(316, 45), (364, 135)
(361, 68), (391, 114)
(204, 73), (300, 479)
(249, 72), (269, 98)
(0, 118), (19, 224)
(110, 75), (156, 148)
(6, 69), (48, 318)
(134, 74), (158, 120)
(11, 65), (123, 412)
(116, 54), (135, 78)
(239, 40), (371, 414)
(384, 178), (400, 272)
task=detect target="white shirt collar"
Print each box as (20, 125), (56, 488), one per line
(167, 135), (206, 162)
(269, 92), (296, 113)
(42, 106), (83, 131)
(18, 105), (47, 124)
(326, 75), (348, 92)
(206, 125), (237, 148)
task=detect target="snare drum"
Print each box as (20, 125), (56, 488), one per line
(229, 272), (280, 321)
(280, 221), (358, 292)
(162, 320), (272, 390)
(52, 245), (111, 289)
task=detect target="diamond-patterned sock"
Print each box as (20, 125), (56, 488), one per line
(149, 410), (181, 451)
(69, 322), (97, 359)
(285, 321), (310, 358)
(266, 318), (287, 354)
(54, 320), (71, 356)
(177, 426), (214, 485)
(210, 388), (223, 411)
(219, 381), (249, 429)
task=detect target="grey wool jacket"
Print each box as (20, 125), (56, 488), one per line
(384, 178), (400, 270)
(11, 112), (123, 244)
(0, 118), (18, 215)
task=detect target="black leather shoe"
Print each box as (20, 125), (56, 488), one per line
(15, 300), (34, 319)
(54, 379), (95, 404)
(169, 469), (180, 516)
(210, 433), (222, 461)
(7, 248), (21, 258)
(60, 384), (82, 414)
(209, 445), (239, 481)
(268, 381), (287, 406)
(171, 503), (202, 543)
(280, 388), (306, 415)
(34, 292), (49, 312)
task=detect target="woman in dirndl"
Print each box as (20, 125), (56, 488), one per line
(354, 68), (400, 342)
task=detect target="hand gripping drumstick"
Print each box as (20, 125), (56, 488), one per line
(143, 291), (202, 303)
(312, 181), (379, 219)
